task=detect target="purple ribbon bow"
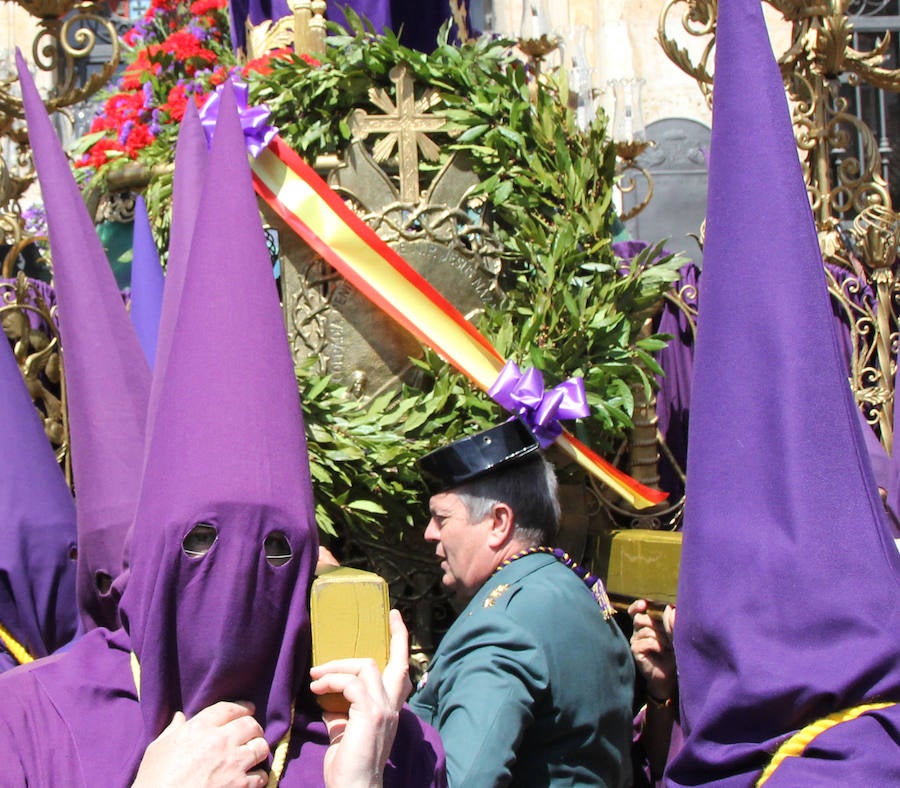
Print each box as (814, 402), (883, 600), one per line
(198, 78), (278, 157)
(488, 360), (591, 448)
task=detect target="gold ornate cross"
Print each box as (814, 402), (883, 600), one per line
(349, 64), (445, 204)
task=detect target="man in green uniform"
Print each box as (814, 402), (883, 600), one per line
(409, 418), (635, 787)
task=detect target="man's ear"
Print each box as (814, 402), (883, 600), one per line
(486, 502), (515, 548)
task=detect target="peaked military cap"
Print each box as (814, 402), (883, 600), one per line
(417, 418), (540, 495)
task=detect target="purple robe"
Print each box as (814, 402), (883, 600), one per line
(327, 0), (469, 50)
(667, 1), (900, 784)
(0, 332), (78, 671)
(612, 240), (698, 499)
(0, 627), (440, 785)
(229, 0), (469, 54)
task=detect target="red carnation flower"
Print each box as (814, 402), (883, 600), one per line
(75, 137), (127, 169)
(124, 122), (155, 155)
(242, 47), (293, 77)
(189, 0), (226, 14)
(165, 84), (189, 121)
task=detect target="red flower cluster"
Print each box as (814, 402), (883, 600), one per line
(165, 84), (189, 121)
(120, 47), (163, 90)
(76, 0), (320, 173)
(242, 47), (293, 77)
(77, 0), (233, 171)
(79, 137), (127, 170)
(162, 30), (218, 69)
(188, 0), (226, 14)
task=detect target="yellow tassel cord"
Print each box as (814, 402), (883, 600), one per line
(266, 703), (295, 788)
(757, 701), (896, 785)
(131, 652), (293, 787)
(0, 621), (34, 665)
(130, 651), (142, 700)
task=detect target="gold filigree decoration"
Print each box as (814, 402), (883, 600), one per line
(615, 140), (656, 223)
(0, 273), (69, 478)
(658, 1), (900, 453)
(449, 0), (473, 45)
(658, 1), (900, 230)
(0, 3), (121, 120)
(825, 261), (900, 453)
(245, 15), (295, 61)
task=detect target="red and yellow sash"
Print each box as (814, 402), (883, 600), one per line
(251, 137), (666, 510)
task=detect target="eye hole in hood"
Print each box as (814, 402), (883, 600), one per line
(264, 531), (292, 567)
(182, 523), (218, 559)
(95, 570), (113, 595)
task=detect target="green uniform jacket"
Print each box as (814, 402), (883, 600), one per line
(409, 552), (635, 787)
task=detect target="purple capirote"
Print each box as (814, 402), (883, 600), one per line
(666, 1), (900, 785)
(129, 195), (165, 369)
(0, 330), (78, 672)
(121, 78), (444, 784)
(143, 99), (207, 444)
(16, 50), (150, 634)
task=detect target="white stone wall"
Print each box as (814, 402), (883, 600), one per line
(487, 1), (795, 135)
(1, 6), (51, 90)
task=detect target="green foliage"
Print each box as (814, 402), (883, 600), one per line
(80, 17), (685, 535)
(253, 22), (683, 477)
(299, 361), (431, 537)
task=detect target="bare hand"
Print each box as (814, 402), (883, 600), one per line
(628, 599), (677, 702)
(316, 545), (341, 572)
(132, 701), (269, 788)
(309, 609), (413, 788)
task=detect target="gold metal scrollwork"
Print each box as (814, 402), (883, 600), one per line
(659, 0), (900, 454)
(657, 0), (717, 103)
(0, 274), (69, 479)
(659, 1), (900, 227)
(615, 140), (656, 223)
(0, 3), (121, 120)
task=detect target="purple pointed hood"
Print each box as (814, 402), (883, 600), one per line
(117, 82), (320, 756)
(0, 334), (78, 669)
(129, 196), (164, 369)
(18, 51), (151, 633)
(145, 99), (207, 441)
(667, 2), (900, 784)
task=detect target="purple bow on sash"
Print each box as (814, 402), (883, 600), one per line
(198, 79), (277, 157)
(488, 360), (590, 448)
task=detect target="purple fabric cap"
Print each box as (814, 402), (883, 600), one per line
(18, 50), (151, 633)
(129, 196), (164, 369)
(667, 2), (900, 785)
(118, 81), (444, 783)
(0, 333), (78, 669)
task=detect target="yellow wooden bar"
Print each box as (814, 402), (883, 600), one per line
(596, 529), (681, 611)
(310, 565), (391, 712)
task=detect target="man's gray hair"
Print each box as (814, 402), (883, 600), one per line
(454, 455), (560, 546)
